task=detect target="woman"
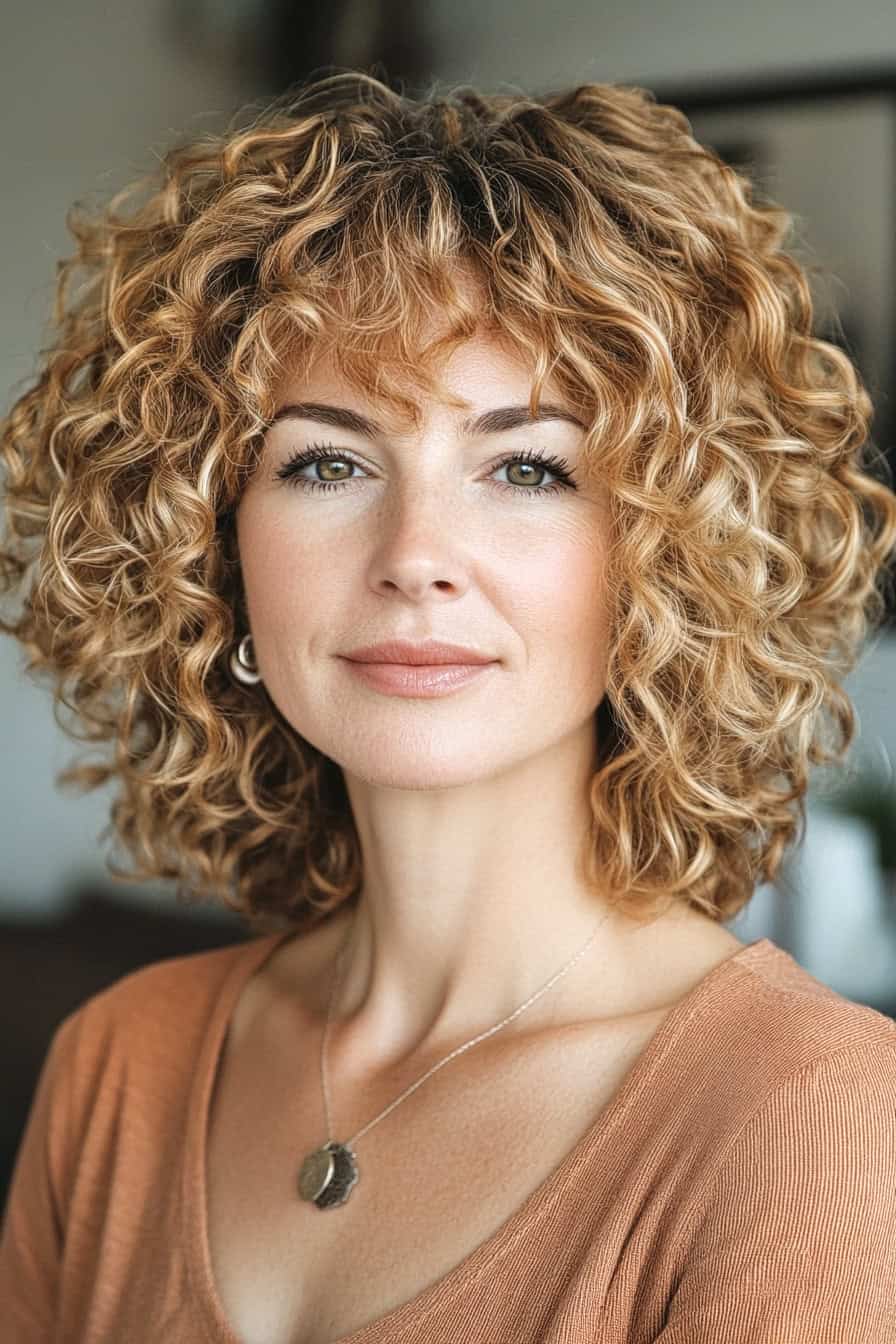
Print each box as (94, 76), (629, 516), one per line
(0, 68), (894, 1344)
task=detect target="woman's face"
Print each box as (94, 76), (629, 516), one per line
(235, 330), (614, 789)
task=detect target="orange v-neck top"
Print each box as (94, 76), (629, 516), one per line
(2, 931), (895, 1343)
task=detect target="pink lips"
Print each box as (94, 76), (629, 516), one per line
(339, 638), (498, 697)
(341, 639), (495, 666)
(339, 658), (496, 698)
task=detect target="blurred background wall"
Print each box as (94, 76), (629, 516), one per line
(2, 0), (895, 1197)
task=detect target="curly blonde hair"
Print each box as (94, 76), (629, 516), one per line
(2, 68), (894, 936)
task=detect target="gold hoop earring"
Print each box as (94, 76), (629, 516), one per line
(229, 633), (262, 685)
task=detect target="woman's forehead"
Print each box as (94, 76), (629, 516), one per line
(270, 334), (571, 429)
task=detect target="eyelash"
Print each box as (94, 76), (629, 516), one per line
(274, 440), (577, 497)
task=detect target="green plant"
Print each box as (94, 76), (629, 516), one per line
(826, 774), (896, 872)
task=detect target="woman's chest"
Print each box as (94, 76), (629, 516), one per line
(204, 1008), (666, 1344)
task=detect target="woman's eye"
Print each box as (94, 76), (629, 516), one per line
(274, 441), (577, 496)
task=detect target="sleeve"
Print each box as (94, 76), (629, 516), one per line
(655, 1034), (896, 1343)
(0, 1010), (81, 1342)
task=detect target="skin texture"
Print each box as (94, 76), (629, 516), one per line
(235, 324), (742, 1085)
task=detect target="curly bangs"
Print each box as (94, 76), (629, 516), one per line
(2, 68), (895, 933)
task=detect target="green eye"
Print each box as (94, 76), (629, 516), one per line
(275, 442), (577, 497)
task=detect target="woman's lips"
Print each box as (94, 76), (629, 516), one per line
(339, 659), (496, 697)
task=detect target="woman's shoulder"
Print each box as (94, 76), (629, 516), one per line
(657, 944), (896, 1337)
(671, 937), (896, 1154)
(51, 929), (289, 1085)
(724, 936), (896, 1061)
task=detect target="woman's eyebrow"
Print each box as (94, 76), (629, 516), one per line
(267, 400), (586, 437)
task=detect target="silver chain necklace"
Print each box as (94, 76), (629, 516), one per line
(297, 909), (609, 1209)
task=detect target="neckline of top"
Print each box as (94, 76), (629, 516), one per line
(182, 928), (779, 1344)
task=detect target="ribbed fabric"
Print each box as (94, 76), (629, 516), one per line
(1, 931), (894, 1343)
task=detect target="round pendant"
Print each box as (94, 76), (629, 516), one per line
(298, 1141), (359, 1209)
